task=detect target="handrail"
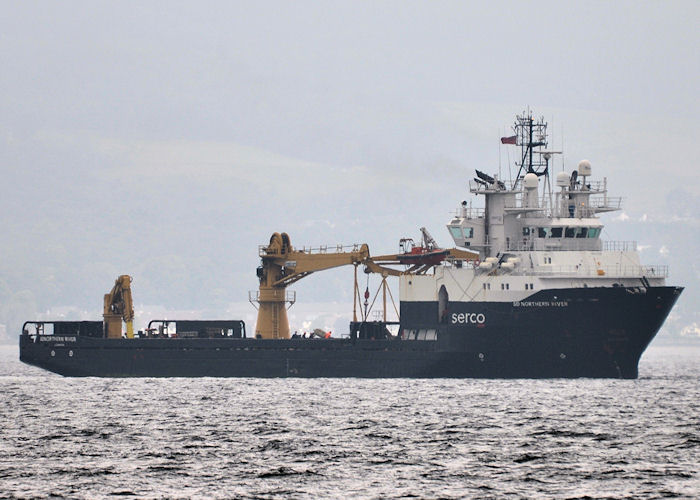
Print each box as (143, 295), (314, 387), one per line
(452, 207), (485, 219)
(20, 320), (104, 340)
(589, 196), (623, 209)
(602, 241), (637, 252)
(532, 264), (668, 278)
(504, 240), (636, 252)
(248, 290), (296, 303)
(260, 243), (363, 256)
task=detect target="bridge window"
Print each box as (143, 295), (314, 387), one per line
(565, 227), (576, 238)
(551, 227), (563, 238)
(449, 226), (473, 239)
(588, 228), (601, 238)
(538, 227), (551, 238)
(576, 227), (588, 238)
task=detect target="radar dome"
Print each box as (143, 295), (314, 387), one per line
(556, 171), (569, 187)
(524, 172), (539, 189)
(577, 159), (592, 176)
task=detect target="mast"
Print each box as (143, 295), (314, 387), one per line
(513, 112), (549, 186)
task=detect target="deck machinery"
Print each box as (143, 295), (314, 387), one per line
(251, 231), (478, 339)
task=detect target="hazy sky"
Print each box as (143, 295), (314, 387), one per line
(1, 1), (698, 338)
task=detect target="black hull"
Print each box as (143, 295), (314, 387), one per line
(19, 286), (683, 379)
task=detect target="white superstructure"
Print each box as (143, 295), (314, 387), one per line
(402, 112), (668, 304)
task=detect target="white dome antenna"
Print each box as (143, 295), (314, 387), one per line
(577, 159), (592, 177)
(523, 172), (539, 208)
(523, 172), (539, 189)
(556, 171), (569, 188)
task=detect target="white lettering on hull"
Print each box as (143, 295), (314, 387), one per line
(513, 301), (569, 307)
(451, 313), (486, 325)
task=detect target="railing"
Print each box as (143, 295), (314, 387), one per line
(505, 240), (636, 252)
(248, 290), (297, 304)
(581, 180), (606, 192)
(602, 241), (637, 252)
(569, 197), (623, 217)
(259, 243), (363, 256)
(589, 196), (623, 210)
(506, 240), (601, 252)
(504, 198), (553, 213)
(452, 207), (485, 219)
(532, 264), (668, 278)
(469, 179), (612, 194)
(469, 179), (518, 192)
(21, 320), (103, 339)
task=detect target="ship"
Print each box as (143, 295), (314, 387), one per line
(19, 111), (683, 378)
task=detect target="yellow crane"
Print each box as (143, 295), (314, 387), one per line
(252, 232), (370, 339)
(103, 275), (135, 339)
(252, 232), (479, 339)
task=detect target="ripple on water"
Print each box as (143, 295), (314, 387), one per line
(0, 345), (699, 499)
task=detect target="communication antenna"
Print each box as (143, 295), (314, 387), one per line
(507, 144), (512, 186)
(498, 127), (502, 180)
(561, 123), (565, 172)
(540, 151), (562, 212)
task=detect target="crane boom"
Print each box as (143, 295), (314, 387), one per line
(254, 233), (369, 339)
(253, 232), (479, 340)
(103, 275), (135, 339)
(420, 227), (438, 250)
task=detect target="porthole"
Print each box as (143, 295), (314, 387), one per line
(68, 350), (73, 357)
(50, 350), (55, 357)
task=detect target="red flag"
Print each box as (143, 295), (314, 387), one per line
(501, 135), (517, 145)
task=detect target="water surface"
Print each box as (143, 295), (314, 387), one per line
(1, 345), (698, 499)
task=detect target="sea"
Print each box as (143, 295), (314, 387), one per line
(1, 344), (698, 500)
